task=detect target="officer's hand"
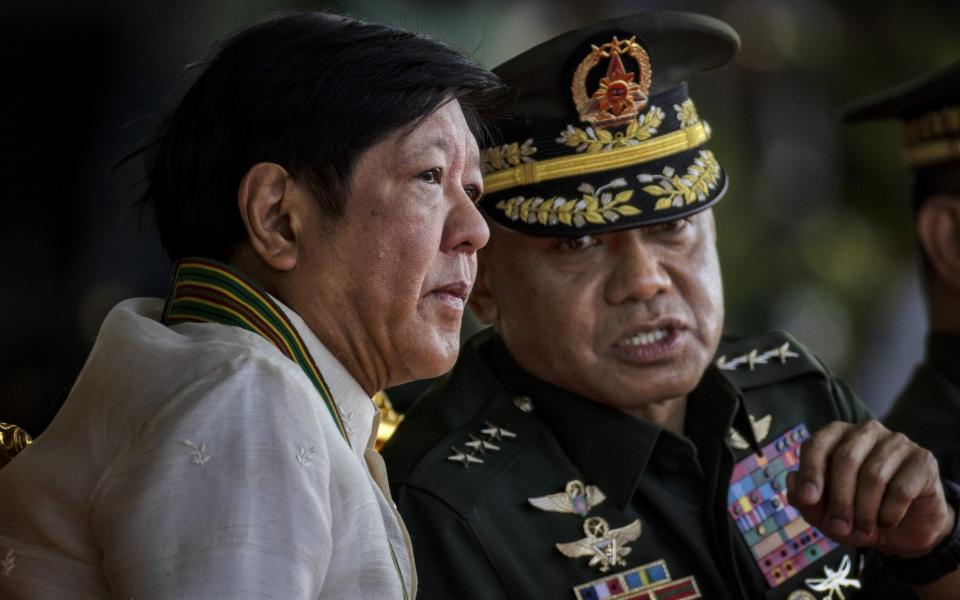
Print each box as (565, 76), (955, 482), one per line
(786, 420), (955, 558)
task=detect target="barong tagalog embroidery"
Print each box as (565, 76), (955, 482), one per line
(528, 479), (607, 517)
(728, 423), (838, 589)
(556, 516), (642, 572)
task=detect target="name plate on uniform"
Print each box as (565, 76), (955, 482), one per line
(727, 423), (837, 588)
(573, 559), (701, 600)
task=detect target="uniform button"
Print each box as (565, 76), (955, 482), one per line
(513, 396), (534, 412)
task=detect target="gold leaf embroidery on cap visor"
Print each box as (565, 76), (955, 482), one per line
(495, 178), (640, 228)
(637, 150), (721, 211)
(558, 106), (665, 154)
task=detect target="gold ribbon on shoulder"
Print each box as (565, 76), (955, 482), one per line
(0, 422), (33, 468)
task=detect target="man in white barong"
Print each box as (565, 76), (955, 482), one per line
(0, 11), (500, 599)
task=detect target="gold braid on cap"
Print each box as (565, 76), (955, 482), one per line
(483, 121), (711, 194)
(904, 105), (960, 167)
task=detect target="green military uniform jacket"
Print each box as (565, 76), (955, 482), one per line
(885, 333), (960, 482)
(383, 329), (917, 600)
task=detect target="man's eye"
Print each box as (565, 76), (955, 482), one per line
(464, 185), (482, 203)
(646, 217), (690, 234)
(560, 235), (599, 251)
(419, 168), (442, 184)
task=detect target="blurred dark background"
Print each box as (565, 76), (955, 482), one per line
(2, 0), (958, 436)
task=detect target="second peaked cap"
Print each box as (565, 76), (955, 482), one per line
(479, 11), (740, 235)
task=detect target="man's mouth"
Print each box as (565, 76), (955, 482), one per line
(428, 281), (472, 310)
(613, 319), (687, 362)
(619, 328), (670, 347)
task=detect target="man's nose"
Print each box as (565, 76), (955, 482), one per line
(604, 231), (672, 304)
(441, 188), (490, 255)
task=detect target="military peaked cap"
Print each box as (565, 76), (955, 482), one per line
(844, 59), (960, 169)
(479, 11), (740, 235)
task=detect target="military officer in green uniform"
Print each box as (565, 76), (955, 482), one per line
(845, 63), (960, 483)
(382, 12), (960, 600)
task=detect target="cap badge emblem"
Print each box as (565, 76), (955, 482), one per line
(572, 36), (652, 128)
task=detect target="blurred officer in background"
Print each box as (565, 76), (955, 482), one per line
(847, 63), (960, 482)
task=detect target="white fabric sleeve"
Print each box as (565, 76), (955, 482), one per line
(88, 353), (333, 599)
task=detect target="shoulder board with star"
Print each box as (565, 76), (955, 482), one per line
(715, 330), (829, 390)
(400, 389), (538, 515)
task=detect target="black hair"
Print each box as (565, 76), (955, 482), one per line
(139, 10), (502, 261)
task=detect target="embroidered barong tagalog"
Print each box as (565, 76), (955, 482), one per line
(727, 423), (838, 588)
(162, 258), (351, 445)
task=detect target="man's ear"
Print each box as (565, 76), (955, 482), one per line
(468, 253), (500, 326)
(917, 195), (960, 291)
(237, 162), (298, 272)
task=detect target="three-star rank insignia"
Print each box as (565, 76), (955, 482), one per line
(446, 421), (517, 468)
(571, 36), (652, 128)
(728, 413), (773, 450)
(557, 516), (642, 573)
(717, 342), (800, 371)
(528, 479), (607, 517)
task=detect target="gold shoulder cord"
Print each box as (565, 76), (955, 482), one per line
(373, 392), (403, 451)
(0, 422), (33, 468)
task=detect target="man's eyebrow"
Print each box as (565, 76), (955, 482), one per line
(409, 136), (450, 154)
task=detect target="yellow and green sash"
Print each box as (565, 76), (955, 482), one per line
(161, 257), (351, 446)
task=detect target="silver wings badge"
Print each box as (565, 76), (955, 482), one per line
(528, 479), (607, 517)
(556, 516), (642, 572)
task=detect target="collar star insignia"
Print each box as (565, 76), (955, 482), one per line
(447, 446), (483, 468)
(556, 516), (642, 572)
(481, 421), (516, 441)
(528, 479), (607, 517)
(717, 341), (800, 371)
(727, 413), (773, 450)
(465, 433), (500, 454)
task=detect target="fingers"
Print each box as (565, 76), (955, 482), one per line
(790, 420), (948, 555)
(823, 420), (883, 537)
(789, 421), (849, 508)
(877, 447), (939, 529)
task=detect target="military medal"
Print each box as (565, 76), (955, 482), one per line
(528, 479), (606, 517)
(556, 516), (642, 572)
